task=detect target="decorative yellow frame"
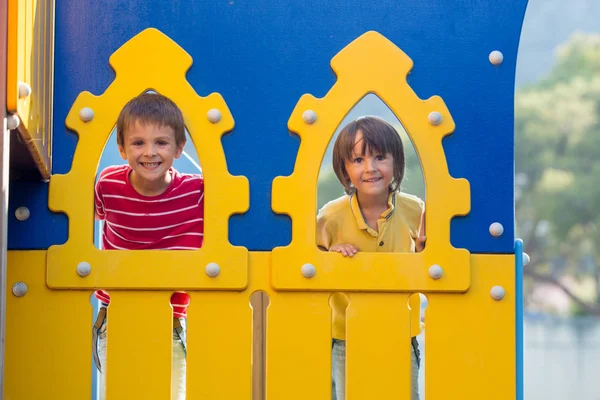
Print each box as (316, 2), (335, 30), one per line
(272, 31), (471, 292)
(46, 28), (249, 290)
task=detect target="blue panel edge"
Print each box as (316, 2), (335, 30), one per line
(515, 238), (524, 400)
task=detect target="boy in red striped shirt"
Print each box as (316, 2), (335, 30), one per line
(93, 93), (203, 400)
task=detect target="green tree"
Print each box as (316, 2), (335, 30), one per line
(515, 33), (600, 314)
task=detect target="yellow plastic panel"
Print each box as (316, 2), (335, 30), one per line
(266, 290), (332, 399)
(346, 294), (412, 399)
(104, 292), (173, 399)
(46, 28), (249, 290)
(272, 31), (470, 292)
(426, 254), (516, 399)
(7, 0), (54, 178)
(4, 251), (91, 399)
(186, 290), (253, 398)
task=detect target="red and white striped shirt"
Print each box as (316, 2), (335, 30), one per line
(94, 165), (204, 317)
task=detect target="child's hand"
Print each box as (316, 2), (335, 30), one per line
(330, 243), (359, 257)
(415, 236), (426, 252)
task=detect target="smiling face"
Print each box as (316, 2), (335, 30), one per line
(343, 130), (395, 202)
(332, 116), (406, 197)
(118, 120), (184, 195)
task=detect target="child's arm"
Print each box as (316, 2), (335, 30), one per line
(317, 209), (359, 257)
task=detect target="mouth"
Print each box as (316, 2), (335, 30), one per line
(362, 177), (382, 183)
(140, 161), (162, 169)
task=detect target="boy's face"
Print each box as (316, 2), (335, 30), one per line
(118, 120), (184, 190)
(344, 130), (394, 201)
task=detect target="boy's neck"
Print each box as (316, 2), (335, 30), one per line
(129, 170), (172, 197)
(356, 190), (390, 214)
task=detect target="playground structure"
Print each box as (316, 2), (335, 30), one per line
(1, 1), (528, 399)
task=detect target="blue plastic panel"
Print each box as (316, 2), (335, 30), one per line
(8, 0), (528, 252)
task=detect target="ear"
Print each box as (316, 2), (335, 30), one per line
(118, 144), (127, 160)
(174, 142), (185, 159)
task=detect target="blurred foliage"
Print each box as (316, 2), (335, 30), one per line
(515, 32), (600, 314)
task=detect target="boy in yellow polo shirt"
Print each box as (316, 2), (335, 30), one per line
(317, 116), (425, 400)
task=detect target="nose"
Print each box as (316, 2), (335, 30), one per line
(364, 157), (376, 171)
(143, 143), (157, 157)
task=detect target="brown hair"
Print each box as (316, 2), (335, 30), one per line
(116, 93), (186, 147)
(332, 116), (405, 195)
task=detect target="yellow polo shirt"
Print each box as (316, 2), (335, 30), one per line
(316, 191), (425, 340)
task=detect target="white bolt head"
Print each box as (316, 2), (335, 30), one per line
(207, 108), (222, 123)
(489, 222), (504, 238)
(522, 253), (530, 266)
(428, 264), (443, 280)
(76, 261), (92, 277)
(489, 50), (504, 65)
(301, 263), (316, 278)
(18, 82), (32, 98)
(428, 111), (443, 126)
(7, 114), (20, 130)
(490, 285), (505, 301)
(79, 107), (94, 122)
(205, 262), (220, 277)
(15, 206), (30, 221)
(12, 282), (28, 297)
(302, 110), (317, 124)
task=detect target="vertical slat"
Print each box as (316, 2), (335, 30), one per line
(266, 292), (332, 400)
(251, 291), (267, 400)
(346, 294), (412, 400)
(187, 292), (253, 399)
(426, 255), (515, 399)
(106, 291), (172, 400)
(5, 251), (91, 399)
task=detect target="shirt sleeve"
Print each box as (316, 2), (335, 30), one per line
(94, 179), (106, 220)
(316, 211), (331, 250)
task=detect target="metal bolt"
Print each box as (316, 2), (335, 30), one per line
(301, 263), (316, 278)
(489, 222), (504, 238)
(207, 108), (222, 123)
(428, 111), (443, 126)
(12, 282), (28, 297)
(77, 262), (92, 277)
(205, 262), (221, 277)
(428, 264), (443, 280)
(489, 50), (504, 65)
(490, 286), (505, 301)
(15, 206), (30, 221)
(302, 110), (317, 124)
(79, 107), (94, 122)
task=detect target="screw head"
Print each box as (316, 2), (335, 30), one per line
(301, 263), (316, 278)
(428, 264), (443, 280)
(205, 262), (221, 277)
(428, 111), (443, 126)
(15, 206), (30, 221)
(523, 253), (530, 266)
(76, 262), (92, 277)
(302, 110), (317, 124)
(7, 114), (20, 130)
(489, 50), (504, 65)
(79, 107), (94, 122)
(490, 286), (506, 301)
(207, 108), (222, 123)
(489, 222), (504, 238)
(12, 282), (28, 297)
(18, 82), (32, 98)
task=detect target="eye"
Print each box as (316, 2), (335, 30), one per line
(156, 140), (168, 146)
(132, 140), (143, 147)
(375, 154), (386, 161)
(352, 157), (363, 164)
